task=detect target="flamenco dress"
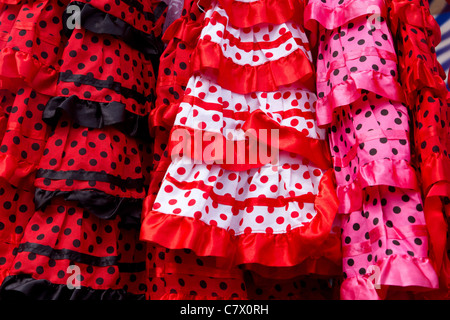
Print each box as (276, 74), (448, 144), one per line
(0, 0), (69, 286)
(0, 0), (168, 299)
(304, 0), (439, 299)
(386, 0), (450, 299)
(141, 0), (342, 300)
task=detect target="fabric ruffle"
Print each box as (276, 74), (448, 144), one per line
(141, 163), (338, 275)
(43, 95), (150, 139)
(72, 0), (168, 38)
(217, 0), (303, 28)
(312, 12), (404, 126)
(0, 275), (145, 300)
(56, 28), (156, 119)
(0, 199), (149, 298)
(190, 2), (315, 94)
(340, 254), (439, 300)
(168, 74), (330, 169)
(62, 1), (166, 56)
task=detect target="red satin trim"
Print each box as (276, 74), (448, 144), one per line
(158, 292), (244, 301)
(420, 153), (450, 193)
(190, 39), (316, 94)
(217, 0), (303, 28)
(140, 169), (339, 269)
(0, 153), (38, 190)
(162, 13), (205, 46)
(242, 109), (331, 170)
(168, 125), (272, 171)
(0, 48), (58, 96)
(164, 172), (316, 208)
(424, 183), (450, 273)
(336, 159), (420, 213)
(389, 0), (441, 44)
(316, 70), (405, 126)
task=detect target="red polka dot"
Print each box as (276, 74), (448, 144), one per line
(307, 122), (314, 129)
(235, 103), (242, 111)
(232, 207), (240, 216)
(261, 92), (267, 98)
(228, 173), (237, 181)
(290, 119), (299, 126)
(255, 215), (264, 223)
(244, 227), (252, 234)
(253, 26), (260, 33)
(216, 30), (223, 38)
(184, 191), (191, 197)
(246, 206), (254, 213)
(286, 224), (292, 232)
(291, 211), (299, 218)
(220, 214), (228, 221)
(173, 208), (182, 214)
(185, 88), (192, 95)
(291, 100), (299, 107)
(313, 169), (322, 176)
(210, 219), (217, 226)
(216, 182), (224, 189)
(243, 27), (251, 34)
(303, 171), (310, 179)
(249, 184), (256, 192)
(212, 114), (220, 122)
(198, 121), (207, 129)
(253, 55), (259, 62)
(273, 92), (282, 99)
(194, 171), (200, 179)
(285, 43), (293, 51)
(263, 34), (270, 41)
(208, 176), (217, 182)
(306, 213), (313, 219)
(279, 27), (286, 35)
(295, 92), (302, 99)
(169, 199), (177, 205)
(268, 207), (274, 213)
(203, 35), (212, 41)
(270, 185), (278, 192)
(265, 227), (273, 234)
(164, 185), (173, 193)
(238, 188), (244, 195)
(194, 211), (202, 219)
(196, 81), (203, 88)
(295, 183), (303, 189)
(209, 86), (218, 93)
(153, 202), (161, 210)
(177, 167), (186, 175)
(265, 52), (273, 58)
(260, 175), (268, 183)
(291, 164), (300, 170)
(198, 92), (206, 99)
(193, 109), (199, 117)
(188, 199), (196, 206)
(228, 228), (235, 236)
(179, 117), (187, 125)
(239, 219), (244, 226)
(276, 217), (285, 224)
(235, 52), (241, 60)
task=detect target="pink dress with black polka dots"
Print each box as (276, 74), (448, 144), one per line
(305, 0), (439, 299)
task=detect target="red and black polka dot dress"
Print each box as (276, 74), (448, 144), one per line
(387, 0), (450, 299)
(0, 0), (168, 299)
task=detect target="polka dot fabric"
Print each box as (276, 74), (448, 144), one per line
(141, 0), (340, 284)
(0, 0), (69, 95)
(306, 0), (440, 299)
(386, 0), (450, 299)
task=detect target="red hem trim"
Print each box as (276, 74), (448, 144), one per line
(217, 0), (303, 28)
(190, 39), (315, 94)
(140, 170), (339, 268)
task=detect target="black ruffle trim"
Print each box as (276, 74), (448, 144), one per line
(63, 1), (165, 58)
(0, 275), (145, 300)
(43, 95), (151, 140)
(34, 188), (142, 229)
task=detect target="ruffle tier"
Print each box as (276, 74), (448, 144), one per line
(141, 154), (339, 276)
(62, 1), (166, 56)
(217, 0), (304, 28)
(190, 2), (315, 94)
(0, 0), (68, 95)
(0, 198), (149, 298)
(168, 74), (330, 170)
